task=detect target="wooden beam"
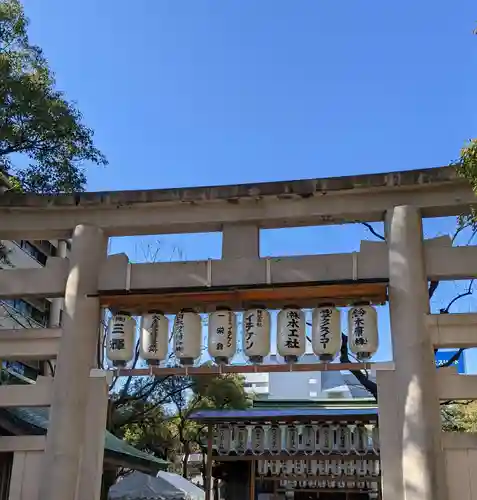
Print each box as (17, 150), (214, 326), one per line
(0, 328), (61, 360)
(0, 382), (52, 407)
(117, 362), (374, 378)
(101, 282), (388, 314)
(0, 436), (46, 452)
(438, 373), (477, 400)
(427, 313), (477, 348)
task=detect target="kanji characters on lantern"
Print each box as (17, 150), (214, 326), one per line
(312, 306), (341, 362)
(173, 310), (201, 365)
(348, 305), (379, 360)
(208, 309), (237, 364)
(242, 308), (271, 363)
(277, 307), (306, 363)
(139, 311), (169, 364)
(106, 313), (136, 366)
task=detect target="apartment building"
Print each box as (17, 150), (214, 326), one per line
(0, 238), (68, 380)
(243, 353), (375, 400)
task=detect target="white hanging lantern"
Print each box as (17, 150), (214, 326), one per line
(285, 424), (298, 454)
(336, 424), (351, 455)
(309, 460), (319, 475)
(270, 460), (281, 475)
(348, 306), (378, 360)
(208, 309), (237, 364)
(283, 461), (294, 476)
(268, 424), (281, 455)
(107, 313), (136, 366)
(139, 311), (169, 364)
(319, 424), (332, 455)
(312, 306), (341, 362)
(371, 426), (380, 454)
(242, 308), (271, 363)
(257, 460), (268, 476)
(173, 310), (202, 365)
(352, 424), (369, 455)
(251, 425), (265, 455)
(217, 425), (232, 455)
(234, 424), (248, 455)
(295, 460), (306, 476)
(302, 425), (315, 454)
(277, 307), (306, 363)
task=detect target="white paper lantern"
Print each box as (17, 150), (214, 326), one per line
(242, 308), (271, 363)
(140, 312), (169, 363)
(295, 460), (306, 476)
(208, 309), (237, 364)
(173, 310), (202, 365)
(107, 313), (136, 366)
(285, 425), (298, 454)
(252, 425), (265, 455)
(234, 425), (248, 455)
(283, 461), (294, 476)
(270, 460), (281, 475)
(348, 306), (378, 360)
(312, 307), (341, 362)
(352, 424), (369, 455)
(319, 424), (332, 455)
(302, 425), (315, 454)
(257, 460), (268, 476)
(371, 426), (380, 454)
(277, 308), (306, 363)
(217, 425), (232, 455)
(336, 424), (351, 455)
(268, 424), (281, 455)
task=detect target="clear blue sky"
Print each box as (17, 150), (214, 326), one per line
(22, 1), (477, 370)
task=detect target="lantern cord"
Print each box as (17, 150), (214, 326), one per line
(207, 259), (212, 287)
(125, 262), (131, 291)
(352, 252), (358, 281)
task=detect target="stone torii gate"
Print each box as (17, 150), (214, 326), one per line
(0, 165), (477, 500)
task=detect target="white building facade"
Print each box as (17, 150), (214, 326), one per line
(243, 353), (375, 400)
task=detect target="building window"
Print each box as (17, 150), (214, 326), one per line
(327, 390), (345, 399)
(17, 240), (48, 265)
(2, 299), (49, 327)
(308, 378), (317, 384)
(309, 391), (318, 398)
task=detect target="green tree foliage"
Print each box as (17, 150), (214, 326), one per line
(442, 401), (477, 432)
(108, 369), (249, 480)
(0, 0), (107, 194)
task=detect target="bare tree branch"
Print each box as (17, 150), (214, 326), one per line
(360, 222), (385, 241)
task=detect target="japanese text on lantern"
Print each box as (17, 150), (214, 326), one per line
(148, 315), (159, 353)
(110, 316), (126, 351)
(244, 310), (264, 350)
(285, 310), (301, 349)
(175, 313), (185, 354)
(319, 308), (332, 348)
(351, 307), (368, 346)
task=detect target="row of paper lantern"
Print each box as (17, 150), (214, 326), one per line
(106, 305), (379, 365)
(256, 458), (380, 477)
(213, 423), (379, 456)
(277, 478), (379, 495)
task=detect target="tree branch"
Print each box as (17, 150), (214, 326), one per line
(360, 222), (385, 241)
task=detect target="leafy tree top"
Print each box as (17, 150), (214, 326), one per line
(0, 0), (107, 194)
